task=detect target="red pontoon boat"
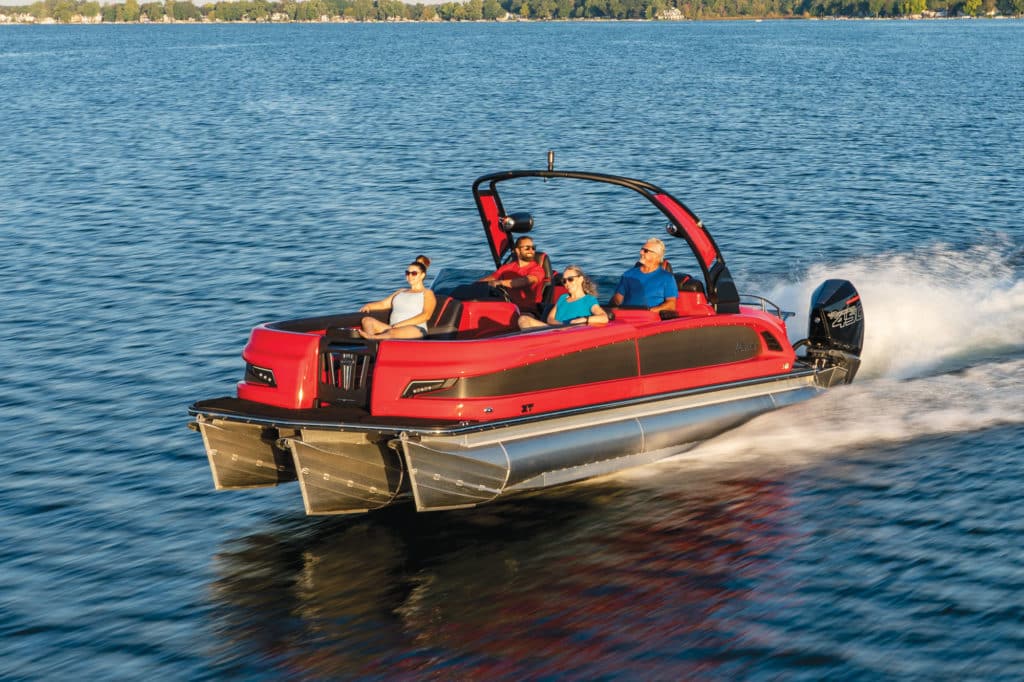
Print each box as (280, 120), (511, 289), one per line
(189, 161), (864, 514)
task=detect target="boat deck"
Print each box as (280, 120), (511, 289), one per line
(190, 396), (465, 432)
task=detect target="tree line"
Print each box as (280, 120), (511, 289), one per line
(3, 0), (1021, 24)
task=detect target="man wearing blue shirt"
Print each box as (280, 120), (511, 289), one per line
(610, 238), (677, 314)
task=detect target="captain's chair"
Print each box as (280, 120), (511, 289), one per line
(534, 251), (555, 307)
(673, 273), (713, 317)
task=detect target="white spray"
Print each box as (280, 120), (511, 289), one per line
(617, 240), (1024, 480)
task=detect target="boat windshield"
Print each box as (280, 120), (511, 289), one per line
(430, 267), (494, 298)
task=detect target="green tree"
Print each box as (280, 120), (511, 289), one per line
(173, 0), (202, 19)
(532, 0), (554, 14)
(435, 0), (458, 17)
(80, 0), (101, 16)
(28, 0), (49, 18)
(355, 0), (374, 17)
(379, 0), (408, 18)
(123, 0), (140, 20)
(309, 0), (330, 19)
(53, 0), (75, 21)
(250, 0), (270, 19)
(141, 1), (165, 18)
(483, 0), (504, 16)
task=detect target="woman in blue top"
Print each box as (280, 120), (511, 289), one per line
(518, 265), (609, 330)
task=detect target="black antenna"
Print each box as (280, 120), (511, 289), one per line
(547, 150), (554, 172)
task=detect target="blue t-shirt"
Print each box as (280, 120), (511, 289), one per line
(554, 294), (599, 324)
(614, 266), (677, 308)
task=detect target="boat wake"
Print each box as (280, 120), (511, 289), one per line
(614, 356), (1024, 486)
(615, 240), (1024, 481)
(768, 239), (1024, 380)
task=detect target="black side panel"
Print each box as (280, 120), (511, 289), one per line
(639, 326), (761, 374)
(428, 340), (639, 399)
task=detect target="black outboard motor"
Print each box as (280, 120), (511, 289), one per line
(794, 279), (865, 386)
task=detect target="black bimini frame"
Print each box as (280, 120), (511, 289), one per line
(471, 168), (741, 314)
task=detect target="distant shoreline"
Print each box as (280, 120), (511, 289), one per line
(2, 0), (1020, 28)
(2, 15), (1019, 25)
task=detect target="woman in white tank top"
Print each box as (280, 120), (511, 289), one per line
(359, 256), (436, 340)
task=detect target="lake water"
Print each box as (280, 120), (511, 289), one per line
(2, 19), (1023, 679)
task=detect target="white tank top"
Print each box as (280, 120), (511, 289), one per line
(390, 290), (427, 331)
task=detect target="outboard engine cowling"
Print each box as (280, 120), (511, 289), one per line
(796, 279), (865, 386)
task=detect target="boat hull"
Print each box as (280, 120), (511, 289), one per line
(196, 419), (297, 489)
(399, 371), (820, 511)
(192, 369), (829, 514)
(288, 430), (405, 515)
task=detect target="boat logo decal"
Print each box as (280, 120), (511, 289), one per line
(735, 342), (756, 354)
(827, 305), (864, 329)
(521, 403), (534, 414)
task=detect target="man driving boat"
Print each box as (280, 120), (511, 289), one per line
(480, 236), (547, 314)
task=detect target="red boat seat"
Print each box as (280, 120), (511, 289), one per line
(673, 274), (714, 317)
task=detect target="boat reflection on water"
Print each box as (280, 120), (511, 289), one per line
(207, 474), (802, 677)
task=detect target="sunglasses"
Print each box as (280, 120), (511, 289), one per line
(518, 245), (535, 250)
(640, 247), (660, 255)
(563, 275), (580, 282)
(404, 270), (422, 276)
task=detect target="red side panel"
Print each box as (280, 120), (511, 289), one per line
(367, 313), (796, 423)
(611, 309), (660, 325)
(478, 191), (509, 266)
(369, 324), (643, 421)
(237, 325), (322, 409)
(654, 193), (718, 270)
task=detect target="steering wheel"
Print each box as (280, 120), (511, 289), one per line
(488, 284), (513, 303)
